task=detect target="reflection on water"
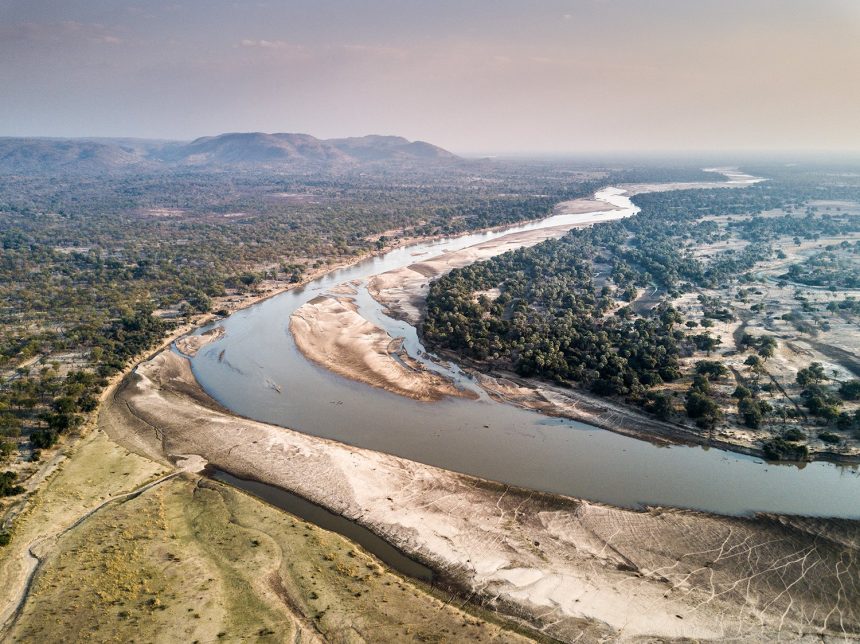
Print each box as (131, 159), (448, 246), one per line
(190, 182), (860, 519)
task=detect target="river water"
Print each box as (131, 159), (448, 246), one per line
(188, 179), (860, 518)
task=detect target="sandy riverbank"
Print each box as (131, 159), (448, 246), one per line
(369, 222), (579, 324)
(291, 220), (601, 403)
(290, 295), (473, 402)
(174, 325), (225, 356)
(552, 195), (617, 215)
(101, 349), (860, 642)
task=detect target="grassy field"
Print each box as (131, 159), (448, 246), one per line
(5, 465), (537, 643)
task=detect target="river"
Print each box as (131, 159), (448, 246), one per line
(187, 176), (860, 518)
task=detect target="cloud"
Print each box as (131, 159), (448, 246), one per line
(0, 21), (123, 47)
(337, 44), (408, 58)
(239, 39), (293, 49)
(93, 35), (122, 45)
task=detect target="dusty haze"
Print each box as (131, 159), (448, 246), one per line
(1, 0), (859, 153)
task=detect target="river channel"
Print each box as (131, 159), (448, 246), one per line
(188, 177), (860, 518)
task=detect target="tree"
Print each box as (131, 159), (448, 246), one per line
(744, 355), (764, 374)
(187, 290), (212, 313)
(695, 360), (728, 379)
(691, 333), (721, 355)
(732, 385), (752, 399)
(0, 439), (15, 463)
(738, 333), (757, 351)
(838, 379), (860, 400)
(644, 391), (674, 420)
(738, 398), (766, 429)
(685, 384), (723, 430)
(30, 429), (57, 450)
(757, 336), (777, 359)
(796, 362), (826, 387)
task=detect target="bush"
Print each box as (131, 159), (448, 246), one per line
(783, 428), (805, 442)
(839, 379), (860, 400)
(762, 437), (808, 461)
(836, 412), (856, 430)
(0, 471), (25, 497)
(818, 431), (841, 445)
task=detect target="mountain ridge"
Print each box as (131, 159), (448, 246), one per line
(0, 132), (460, 174)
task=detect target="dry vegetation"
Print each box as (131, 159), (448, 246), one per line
(7, 473), (534, 643)
(665, 214), (860, 458)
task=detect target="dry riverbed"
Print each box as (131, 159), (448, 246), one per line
(97, 349), (859, 642)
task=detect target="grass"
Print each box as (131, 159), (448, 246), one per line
(0, 429), (168, 626)
(7, 474), (537, 643)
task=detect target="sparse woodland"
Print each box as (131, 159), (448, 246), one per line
(424, 168), (860, 458)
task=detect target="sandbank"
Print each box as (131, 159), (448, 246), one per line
(100, 349), (860, 642)
(290, 295), (472, 402)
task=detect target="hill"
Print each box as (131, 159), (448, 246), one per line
(0, 138), (155, 174)
(0, 133), (460, 174)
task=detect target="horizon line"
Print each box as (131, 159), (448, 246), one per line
(2, 132), (860, 159)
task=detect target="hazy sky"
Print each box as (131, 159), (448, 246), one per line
(1, 0), (859, 153)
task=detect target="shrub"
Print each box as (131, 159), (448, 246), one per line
(0, 471), (25, 497)
(839, 379), (860, 400)
(783, 428), (805, 442)
(762, 437), (808, 461)
(818, 431), (841, 445)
